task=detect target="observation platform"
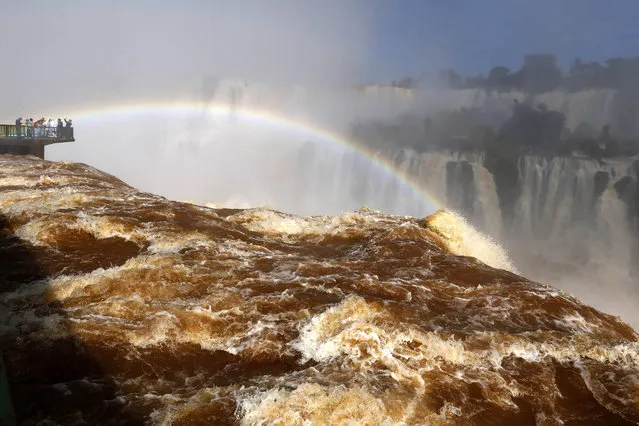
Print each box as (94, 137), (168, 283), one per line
(0, 124), (74, 159)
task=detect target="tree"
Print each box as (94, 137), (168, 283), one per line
(487, 66), (511, 89)
(601, 57), (639, 90)
(439, 69), (463, 89)
(464, 74), (487, 89)
(520, 54), (562, 93)
(390, 54), (639, 97)
(567, 58), (603, 91)
(395, 77), (416, 89)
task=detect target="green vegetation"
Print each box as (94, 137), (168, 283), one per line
(351, 98), (639, 159)
(392, 54), (639, 94)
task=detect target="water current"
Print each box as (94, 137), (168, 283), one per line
(1, 155), (638, 425)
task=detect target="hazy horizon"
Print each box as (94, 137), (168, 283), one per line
(2, 0), (639, 118)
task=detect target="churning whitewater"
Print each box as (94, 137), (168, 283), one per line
(1, 155), (638, 425)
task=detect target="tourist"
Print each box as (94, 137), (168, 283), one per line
(45, 119), (53, 137)
(15, 117), (22, 138)
(37, 118), (45, 137)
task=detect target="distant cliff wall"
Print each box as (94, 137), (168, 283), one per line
(379, 148), (639, 279)
(198, 80), (638, 137)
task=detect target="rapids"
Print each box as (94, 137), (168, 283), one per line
(1, 155), (638, 425)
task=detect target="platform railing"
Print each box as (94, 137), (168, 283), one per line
(0, 124), (74, 140)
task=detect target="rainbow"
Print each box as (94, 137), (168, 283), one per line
(60, 101), (443, 211)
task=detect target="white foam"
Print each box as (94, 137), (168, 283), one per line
(0, 187), (93, 217)
(293, 296), (639, 393)
(426, 210), (518, 273)
(238, 383), (396, 426)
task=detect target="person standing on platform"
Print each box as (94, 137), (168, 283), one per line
(56, 119), (63, 138)
(15, 117), (22, 138)
(45, 119), (53, 137)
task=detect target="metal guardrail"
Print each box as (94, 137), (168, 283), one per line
(0, 124), (74, 140)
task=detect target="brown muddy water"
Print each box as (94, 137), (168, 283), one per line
(0, 155), (637, 425)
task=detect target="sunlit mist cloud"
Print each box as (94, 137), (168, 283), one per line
(0, 0), (379, 117)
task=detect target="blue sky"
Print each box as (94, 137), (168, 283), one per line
(368, 0), (639, 81)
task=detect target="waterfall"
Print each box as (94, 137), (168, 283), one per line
(373, 149), (638, 325)
(536, 89), (618, 131)
(506, 157), (637, 272)
(417, 88), (620, 131)
(366, 148), (638, 284)
(289, 143), (435, 217)
(394, 149), (501, 233)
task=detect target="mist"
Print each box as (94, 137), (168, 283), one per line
(3, 0), (430, 214)
(1, 0), (380, 115)
(43, 83), (435, 217)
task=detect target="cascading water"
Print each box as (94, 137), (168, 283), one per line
(383, 149), (503, 239)
(508, 157), (633, 266)
(536, 89), (618, 131)
(375, 148), (638, 327)
(370, 148), (637, 281)
(416, 87), (621, 131)
(291, 143), (433, 217)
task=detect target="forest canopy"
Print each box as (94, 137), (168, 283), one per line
(392, 55), (639, 94)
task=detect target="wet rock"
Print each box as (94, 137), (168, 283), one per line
(614, 176), (635, 202)
(446, 161), (477, 216)
(593, 170), (610, 200)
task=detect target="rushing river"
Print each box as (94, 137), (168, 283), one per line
(0, 155), (637, 425)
